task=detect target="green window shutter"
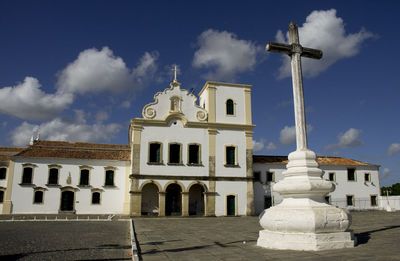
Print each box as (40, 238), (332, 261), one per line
(226, 147), (235, 165)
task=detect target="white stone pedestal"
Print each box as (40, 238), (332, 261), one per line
(257, 150), (355, 251)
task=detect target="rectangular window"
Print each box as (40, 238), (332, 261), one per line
(364, 173), (371, 182)
(226, 99), (234, 115)
(149, 143), (161, 163)
(253, 171), (261, 182)
(92, 192), (101, 204)
(346, 195), (354, 206)
(329, 173), (335, 182)
(80, 169), (89, 186)
(169, 144), (181, 164)
(370, 195), (377, 206)
(0, 191), (4, 203)
(347, 168), (356, 181)
(34, 191), (43, 204)
(226, 146), (236, 165)
(266, 171), (274, 182)
(325, 196), (331, 203)
(105, 170), (114, 186)
(48, 168), (59, 185)
(0, 168), (6, 179)
(188, 144), (200, 164)
(22, 167), (33, 184)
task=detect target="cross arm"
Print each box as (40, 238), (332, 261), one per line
(266, 41), (323, 60)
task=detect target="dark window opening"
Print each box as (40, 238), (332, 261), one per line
(0, 168), (6, 179)
(253, 172), (260, 182)
(105, 170), (114, 186)
(347, 168), (356, 181)
(325, 196), (330, 203)
(149, 143), (161, 163)
(329, 173), (335, 181)
(92, 192), (101, 204)
(169, 144), (181, 164)
(34, 191), (43, 204)
(226, 146), (235, 165)
(266, 171), (274, 182)
(48, 168), (59, 185)
(226, 99), (234, 115)
(188, 145), (200, 164)
(346, 195), (354, 206)
(80, 169), (89, 186)
(0, 191), (4, 203)
(364, 173), (370, 182)
(22, 167), (33, 184)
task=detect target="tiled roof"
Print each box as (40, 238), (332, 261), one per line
(253, 155), (374, 166)
(0, 147), (25, 162)
(14, 140), (130, 161)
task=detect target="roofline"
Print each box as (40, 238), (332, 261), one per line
(198, 81), (252, 97)
(11, 155), (130, 162)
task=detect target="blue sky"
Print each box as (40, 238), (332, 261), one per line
(0, 0), (399, 186)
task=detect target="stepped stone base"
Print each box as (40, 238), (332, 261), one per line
(257, 230), (355, 251)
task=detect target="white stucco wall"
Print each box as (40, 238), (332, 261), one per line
(215, 181), (247, 216)
(215, 85), (246, 124)
(140, 122), (209, 177)
(215, 130), (246, 177)
(253, 162), (381, 215)
(10, 158), (129, 214)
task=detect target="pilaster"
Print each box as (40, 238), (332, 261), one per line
(182, 192), (189, 216)
(2, 161), (15, 214)
(207, 85), (216, 123)
(158, 192), (166, 216)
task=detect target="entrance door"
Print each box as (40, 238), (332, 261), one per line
(227, 195), (236, 216)
(166, 184), (182, 216)
(60, 191), (74, 211)
(141, 183), (159, 216)
(189, 184), (204, 216)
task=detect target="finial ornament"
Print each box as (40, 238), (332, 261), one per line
(172, 65), (179, 82)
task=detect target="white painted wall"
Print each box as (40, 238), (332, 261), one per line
(379, 196), (400, 210)
(140, 122), (209, 177)
(215, 181), (247, 216)
(215, 85), (246, 124)
(10, 158), (128, 214)
(215, 130), (246, 177)
(253, 162), (381, 215)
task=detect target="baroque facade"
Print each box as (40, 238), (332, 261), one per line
(0, 79), (381, 216)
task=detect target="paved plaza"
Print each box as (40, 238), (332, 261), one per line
(0, 220), (131, 260)
(134, 211), (400, 261)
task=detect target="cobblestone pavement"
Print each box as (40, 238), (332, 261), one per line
(0, 221), (131, 261)
(134, 211), (400, 261)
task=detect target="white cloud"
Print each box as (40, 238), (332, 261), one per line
(388, 143), (400, 156)
(253, 139), (265, 152)
(0, 77), (73, 121)
(11, 111), (121, 146)
(57, 47), (134, 94)
(381, 168), (391, 179)
(193, 29), (263, 81)
(120, 100), (131, 109)
(325, 128), (363, 150)
(266, 142), (277, 151)
(276, 9), (373, 78)
(132, 51), (159, 82)
(279, 125), (313, 145)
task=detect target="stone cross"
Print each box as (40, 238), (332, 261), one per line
(172, 65), (179, 82)
(267, 22), (322, 151)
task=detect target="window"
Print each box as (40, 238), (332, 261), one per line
(0, 190), (4, 203)
(33, 190), (43, 204)
(48, 168), (59, 185)
(253, 171), (261, 182)
(80, 169), (90, 186)
(347, 168), (356, 181)
(328, 172), (335, 182)
(364, 173), (371, 182)
(225, 146), (236, 166)
(149, 143), (162, 164)
(0, 168), (6, 179)
(266, 171), (274, 183)
(105, 170), (115, 186)
(22, 167), (33, 184)
(226, 99), (234, 115)
(370, 195), (377, 206)
(169, 143), (181, 164)
(325, 196), (331, 204)
(92, 192), (101, 204)
(346, 195), (354, 206)
(188, 144), (200, 165)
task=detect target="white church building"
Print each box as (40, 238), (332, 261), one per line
(0, 78), (381, 216)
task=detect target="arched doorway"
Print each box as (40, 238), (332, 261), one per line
(189, 184), (205, 216)
(60, 191), (74, 211)
(165, 183), (181, 216)
(141, 183), (159, 216)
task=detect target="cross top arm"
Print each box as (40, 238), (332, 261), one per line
(266, 41), (323, 60)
